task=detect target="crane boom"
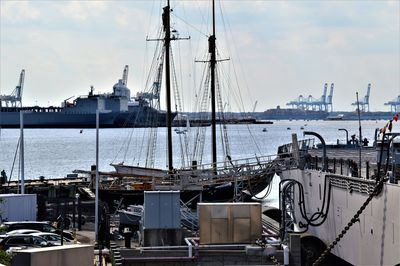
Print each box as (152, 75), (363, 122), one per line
(17, 69), (25, 100)
(252, 100), (258, 112)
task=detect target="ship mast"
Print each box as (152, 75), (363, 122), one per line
(163, 0), (173, 172)
(148, 0), (188, 171)
(209, 0), (217, 169)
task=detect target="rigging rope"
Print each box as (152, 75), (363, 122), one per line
(192, 64), (211, 164)
(215, 70), (231, 161)
(7, 137), (20, 186)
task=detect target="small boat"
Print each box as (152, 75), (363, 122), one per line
(174, 128), (187, 134)
(262, 128), (267, 132)
(326, 114), (344, 120)
(118, 205), (143, 227)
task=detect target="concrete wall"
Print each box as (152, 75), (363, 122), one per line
(12, 244), (93, 266)
(119, 248), (283, 266)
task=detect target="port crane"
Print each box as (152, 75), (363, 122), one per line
(384, 95), (400, 112)
(351, 83), (371, 112)
(326, 83), (334, 112)
(286, 83), (334, 112)
(0, 69), (25, 107)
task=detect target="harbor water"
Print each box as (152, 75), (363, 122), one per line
(0, 120), (385, 180)
(0, 119), (390, 209)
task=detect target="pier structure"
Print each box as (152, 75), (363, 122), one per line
(286, 83), (334, 112)
(384, 95), (400, 112)
(351, 83), (371, 112)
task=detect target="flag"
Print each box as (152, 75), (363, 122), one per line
(388, 120), (393, 132)
(394, 113), (399, 122)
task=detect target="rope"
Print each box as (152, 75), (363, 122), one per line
(269, 255), (281, 266)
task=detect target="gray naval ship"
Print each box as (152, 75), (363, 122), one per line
(0, 66), (171, 128)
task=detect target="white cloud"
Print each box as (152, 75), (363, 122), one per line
(114, 7), (149, 30)
(1, 0), (399, 111)
(0, 1), (40, 23)
(60, 1), (107, 22)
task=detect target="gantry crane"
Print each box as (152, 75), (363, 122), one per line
(286, 83), (334, 111)
(351, 83), (371, 112)
(0, 69), (25, 107)
(384, 95), (400, 112)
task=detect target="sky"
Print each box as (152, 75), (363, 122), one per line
(0, 0), (399, 112)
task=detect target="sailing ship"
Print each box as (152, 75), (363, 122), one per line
(102, 0), (275, 206)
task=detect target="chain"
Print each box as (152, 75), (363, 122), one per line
(255, 239), (281, 266)
(269, 255), (281, 266)
(312, 177), (386, 266)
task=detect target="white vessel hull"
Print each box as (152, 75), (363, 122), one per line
(279, 168), (400, 266)
(111, 164), (168, 178)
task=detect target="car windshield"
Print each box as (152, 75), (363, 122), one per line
(44, 235), (61, 241)
(43, 224), (56, 233)
(32, 236), (46, 245)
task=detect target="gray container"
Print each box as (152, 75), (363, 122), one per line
(143, 191), (180, 229)
(0, 194), (37, 222)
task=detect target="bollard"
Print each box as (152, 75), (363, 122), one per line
(73, 228), (77, 244)
(124, 228), (131, 249)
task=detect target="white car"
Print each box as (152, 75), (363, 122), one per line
(6, 229), (41, 235)
(29, 232), (78, 245)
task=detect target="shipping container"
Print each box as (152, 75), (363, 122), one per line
(0, 194), (37, 222)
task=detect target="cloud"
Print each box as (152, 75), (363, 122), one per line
(60, 1), (107, 22)
(1, 0), (399, 112)
(0, 1), (40, 23)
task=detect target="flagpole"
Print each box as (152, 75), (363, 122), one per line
(19, 111), (24, 194)
(356, 92), (362, 178)
(95, 109), (99, 244)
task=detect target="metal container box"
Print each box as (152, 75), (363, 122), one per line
(143, 191), (180, 229)
(198, 202), (262, 244)
(0, 194), (37, 222)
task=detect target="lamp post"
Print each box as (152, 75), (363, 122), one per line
(20, 111), (25, 194)
(77, 193), (82, 231)
(73, 193), (79, 229)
